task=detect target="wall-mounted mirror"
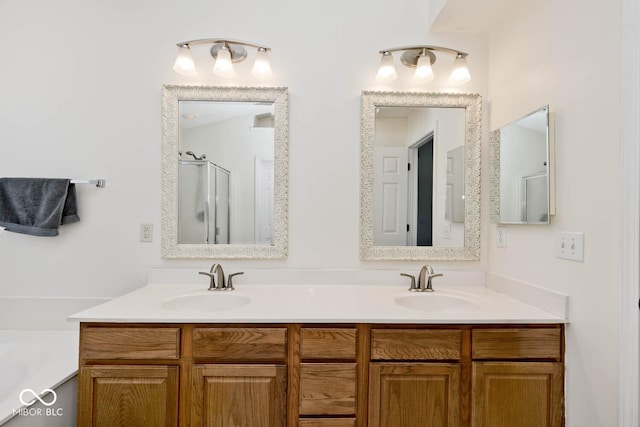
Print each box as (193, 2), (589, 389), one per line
(490, 105), (554, 225)
(360, 91), (481, 261)
(161, 85), (288, 259)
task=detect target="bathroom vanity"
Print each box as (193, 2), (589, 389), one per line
(70, 281), (566, 427)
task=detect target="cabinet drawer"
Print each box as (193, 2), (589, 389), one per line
(301, 328), (356, 360)
(80, 327), (180, 359)
(472, 328), (562, 360)
(193, 327), (287, 361)
(300, 363), (357, 415)
(371, 329), (461, 360)
(299, 419), (356, 427)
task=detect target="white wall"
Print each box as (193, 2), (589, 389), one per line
(0, 0), (489, 300)
(487, 0), (621, 425)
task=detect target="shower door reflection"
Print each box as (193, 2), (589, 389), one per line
(178, 160), (230, 244)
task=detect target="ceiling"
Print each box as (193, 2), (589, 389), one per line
(429, 0), (517, 33)
(179, 101), (273, 130)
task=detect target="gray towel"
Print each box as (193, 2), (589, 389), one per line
(0, 178), (80, 236)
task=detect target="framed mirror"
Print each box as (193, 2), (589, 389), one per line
(490, 105), (554, 225)
(161, 85), (288, 259)
(360, 91), (481, 261)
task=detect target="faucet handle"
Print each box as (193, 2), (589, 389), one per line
(401, 273), (417, 291)
(426, 273), (444, 291)
(227, 272), (244, 291)
(199, 272), (216, 290)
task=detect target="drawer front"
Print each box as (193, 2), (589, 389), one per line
(81, 327), (180, 360)
(371, 329), (461, 360)
(301, 328), (357, 360)
(299, 419), (356, 427)
(193, 327), (287, 361)
(472, 328), (562, 360)
(300, 363), (357, 415)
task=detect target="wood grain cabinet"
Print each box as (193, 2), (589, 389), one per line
(78, 365), (179, 427)
(472, 362), (563, 427)
(191, 364), (287, 427)
(298, 327), (358, 426)
(471, 328), (564, 427)
(77, 323), (564, 427)
(369, 363), (460, 427)
(368, 328), (463, 427)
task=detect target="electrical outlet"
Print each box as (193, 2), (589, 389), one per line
(556, 232), (584, 262)
(140, 223), (153, 242)
(496, 227), (507, 248)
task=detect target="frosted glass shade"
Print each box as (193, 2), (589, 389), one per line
(172, 46), (197, 77)
(376, 52), (397, 82)
(449, 54), (471, 84)
(212, 46), (235, 78)
(414, 54), (434, 82)
(251, 49), (273, 78)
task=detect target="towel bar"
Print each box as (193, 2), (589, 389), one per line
(70, 179), (105, 188)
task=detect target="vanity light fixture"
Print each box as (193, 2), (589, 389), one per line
(376, 45), (471, 85)
(172, 38), (273, 79)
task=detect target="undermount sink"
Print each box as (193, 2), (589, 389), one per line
(162, 293), (250, 312)
(394, 293), (480, 313)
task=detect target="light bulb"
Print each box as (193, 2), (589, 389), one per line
(414, 53), (434, 83)
(376, 52), (397, 82)
(172, 45), (197, 77)
(449, 54), (471, 85)
(251, 48), (273, 78)
(212, 45), (235, 78)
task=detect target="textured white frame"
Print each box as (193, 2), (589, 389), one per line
(360, 91), (482, 261)
(161, 85), (288, 259)
(489, 129), (501, 224)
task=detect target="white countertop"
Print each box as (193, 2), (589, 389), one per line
(68, 282), (566, 324)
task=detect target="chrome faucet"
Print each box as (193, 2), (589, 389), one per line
(199, 263), (244, 291)
(402, 265), (443, 292)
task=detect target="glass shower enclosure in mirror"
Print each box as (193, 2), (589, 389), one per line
(162, 86), (288, 259)
(360, 91), (481, 261)
(490, 105), (555, 225)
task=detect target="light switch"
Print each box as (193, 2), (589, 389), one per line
(556, 232), (584, 262)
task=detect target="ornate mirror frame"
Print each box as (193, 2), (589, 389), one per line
(360, 91), (482, 261)
(161, 85), (289, 259)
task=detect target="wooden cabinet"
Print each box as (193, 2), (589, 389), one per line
(471, 328), (564, 427)
(369, 363), (460, 427)
(299, 363), (357, 415)
(472, 362), (563, 427)
(298, 327), (358, 425)
(191, 364), (287, 427)
(78, 365), (179, 427)
(369, 328), (463, 427)
(77, 323), (564, 427)
(298, 420), (355, 427)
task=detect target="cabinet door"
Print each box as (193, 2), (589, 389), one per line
(369, 363), (460, 427)
(472, 362), (563, 427)
(78, 365), (179, 427)
(299, 419), (355, 427)
(191, 364), (286, 427)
